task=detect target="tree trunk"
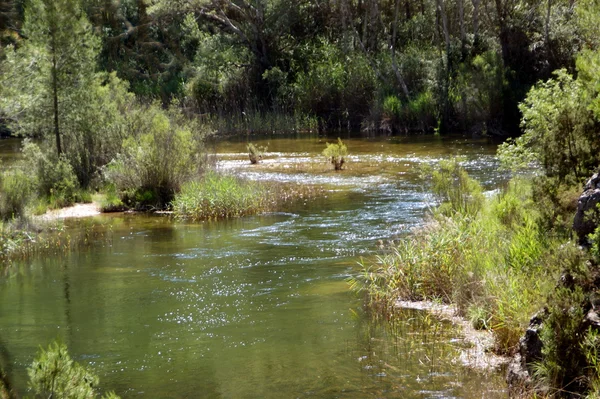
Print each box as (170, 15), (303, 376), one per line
(50, 29), (61, 156)
(391, 0), (410, 100)
(472, 0), (480, 44)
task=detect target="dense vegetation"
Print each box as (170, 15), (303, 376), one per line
(1, 0), (600, 397)
(353, 0), (600, 393)
(0, 0), (585, 137)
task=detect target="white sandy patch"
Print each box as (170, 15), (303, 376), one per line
(36, 202), (101, 221)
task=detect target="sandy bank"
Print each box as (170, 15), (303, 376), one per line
(397, 300), (509, 371)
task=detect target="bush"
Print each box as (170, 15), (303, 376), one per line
(22, 140), (79, 208)
(0, 167), (34, 220)
(247, 143), (266, 164)
(322, 138), (348, 171)
(104, 105), (209, 209)
(423, 159), (484, 216)
(28, 340), (120, 399)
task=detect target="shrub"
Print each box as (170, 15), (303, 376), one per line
(104, 105), (209, 209)
(247, 143), (266, 164)
(423, 159), (484, 216)
(28, 340), (120, 399)
(322, 138), (348, 171)
(382, 95), (402, 120)
(22, 140), (79, 208)
(0, 167), (34, 220)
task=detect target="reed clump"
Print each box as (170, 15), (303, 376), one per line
(350, 160), (582, 354)
(172, 172), (321, 221)
(0, 219), (112, 268)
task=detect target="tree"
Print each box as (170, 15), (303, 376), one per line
(0, 0), (99, 155)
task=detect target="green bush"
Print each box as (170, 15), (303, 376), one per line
(247, 143), (266, 164)
(382, 95), (402, 120)
(423, 159), (484, 216)
(22, 140), (79, 208)
(104, 105), (209, 209)
(0, 167), (34, 220)
(322, 138), (348, 171)
(28, 340), (120, 399)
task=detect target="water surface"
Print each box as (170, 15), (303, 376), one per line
(0, 134), (507, 398)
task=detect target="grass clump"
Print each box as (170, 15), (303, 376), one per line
(172, 172), (266, 220)
(173, 172), (323, 221)
(351, 160), (580, 354)
(323, 138), (348, 171)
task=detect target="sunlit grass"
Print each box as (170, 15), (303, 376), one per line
(0, 219), (112, 270)
(350, 172), (581, 354)
(172, 172), (323, 221)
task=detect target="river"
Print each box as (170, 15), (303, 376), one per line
(0, 134), (507, 398)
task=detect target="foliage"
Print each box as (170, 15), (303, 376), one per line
(104, 105), (209, 209)
(322, 138), (348, 171)
(0, 0), (99, 143)
(28, 340), (119, 399)
(0, 166), (34, 220)
(499, 69), (600, 182)
(21, 140), (79, 208)
(422, 159), (484, 216)
(351, 172), (576, 353)
(172, 173), (266, 220)
(247, 143), (266, 164)
(534, 287), (589, 395)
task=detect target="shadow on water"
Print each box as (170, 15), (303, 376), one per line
(0, 135), (507, 398)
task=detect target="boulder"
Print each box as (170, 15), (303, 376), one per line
(507, 310), (547, 396)
(573, 170), (600, 243)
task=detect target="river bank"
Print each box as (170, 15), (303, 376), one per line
(0, 135), (508, 398)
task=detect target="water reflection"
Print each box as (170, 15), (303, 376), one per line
(0, 135), (507, 398)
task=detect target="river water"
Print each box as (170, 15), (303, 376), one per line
(0, 134), (507, 398)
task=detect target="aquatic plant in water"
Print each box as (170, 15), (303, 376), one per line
(322, 138), (347, 170)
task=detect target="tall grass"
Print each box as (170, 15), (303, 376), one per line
(350, 163), (583, 354)
(172, 172), (322, 221)
(0, 219), (112, 270)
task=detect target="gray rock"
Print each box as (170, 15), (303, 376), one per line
(573, 170), (600, 243)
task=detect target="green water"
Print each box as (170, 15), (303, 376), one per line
(0, 135), (507, 398)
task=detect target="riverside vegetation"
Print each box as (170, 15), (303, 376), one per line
(0, 340), (119, 399)
(1, 0), (600, 396)
(351, 2), (600, 392)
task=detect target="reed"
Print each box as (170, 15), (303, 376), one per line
(172, 172), (322, 221)
(350, 169), (581, 353)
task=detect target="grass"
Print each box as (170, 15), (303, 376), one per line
(204, 110), (318, 136)
(0, 218), (112, 270)
(350, 163), (585, 354)
(172, 172), (322, 221)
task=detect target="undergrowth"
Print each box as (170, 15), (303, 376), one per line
(350, 160), (584, 354)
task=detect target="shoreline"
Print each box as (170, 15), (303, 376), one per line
(397, 300), (509, 371)
(35, 202), (102, 221)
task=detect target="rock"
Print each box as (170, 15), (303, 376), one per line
(585, 309), (600, 328)
(573, 170), (600, 243)
(507, 310), (547, 396)
(520, 326), (543, 369)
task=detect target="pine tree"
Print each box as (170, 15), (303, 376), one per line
(0, 0), (99, 155)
